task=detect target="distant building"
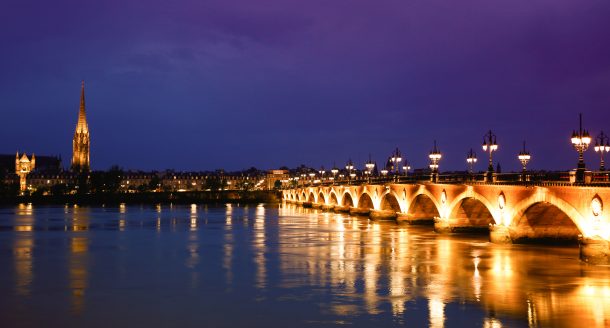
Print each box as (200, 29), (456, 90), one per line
(0, 153), (61, 175)
(72, 81), (90, 172)
(15, 152), (35, 191)
(266, 169), (289, 190)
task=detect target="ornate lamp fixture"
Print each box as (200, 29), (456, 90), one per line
(571, 114), (591, 183)
(429, 140), (442, 183)
(517, 141), (531, 182)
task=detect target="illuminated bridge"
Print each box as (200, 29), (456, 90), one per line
(282, 176), (610, 264)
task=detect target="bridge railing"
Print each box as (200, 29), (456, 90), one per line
(284, 171), (610, 189)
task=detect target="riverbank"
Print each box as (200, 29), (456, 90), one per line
(0, 190), (281, 206)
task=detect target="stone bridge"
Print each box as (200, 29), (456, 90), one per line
(282, 182), (610, 264)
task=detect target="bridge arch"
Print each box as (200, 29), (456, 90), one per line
(407, 192), (441, 219)
(300, 191), (306, 202)
(318, 191), (326, 205)
(447, 191), (498, 227)
(307, 191), (317, 203)
(329, 191), (339, 205)
(358, 192), (374, 209)
(449, 197), (497, 227)
(510, 202), (582, 243)
(342, 192), (354, 207)
(380, 192), (403, 212)
(509, 194), (585, 243)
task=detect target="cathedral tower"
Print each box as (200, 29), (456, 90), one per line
(71, 81), (90, 172)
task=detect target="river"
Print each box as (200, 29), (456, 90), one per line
(0, 203), (608, 327)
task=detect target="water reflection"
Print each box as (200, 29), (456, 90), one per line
(2, 203), (610, 327)
(254, 204), (266, 289)
(224, 204), (234, 286)
(275, 204), (610, 327)
(69, 236), (88, 314)
(14, 237), (33, 296)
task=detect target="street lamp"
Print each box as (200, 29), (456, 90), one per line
(345, 159), (354, 185)
(365, 154), (375, 182)
(594, 131), (610, 171)
(308, 172), (315, 185)
(466, 148), (477, 178)
(429, 140), (442, 183)
(482, 130), (498, 182)
(517, 141), (531, 182)
(402, 161), (411, 177)
(331, 162), (339, 184)
(571, 113), (591, 183)
(390, 147), (402, 177)
(380, 169), (388, 177)
(318, 166), (326, 182)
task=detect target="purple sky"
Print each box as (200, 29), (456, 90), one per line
(1, 0), (610, 172)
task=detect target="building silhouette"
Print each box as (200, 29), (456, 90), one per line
(71, 81), (90, 172)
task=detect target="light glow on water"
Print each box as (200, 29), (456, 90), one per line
(0, 203), (609, 327)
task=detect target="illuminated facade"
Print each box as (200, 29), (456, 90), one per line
(15, 152), (35, 192)
(71, 81), (90, 172)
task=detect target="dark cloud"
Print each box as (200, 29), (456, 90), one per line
(0, 0), (609, 171)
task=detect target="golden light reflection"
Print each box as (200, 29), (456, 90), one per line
(429, 297), (446, 328)
(363, 222), (381, 314)
(224, 204), (234, 286)
(225, 204), (233, 227)
(472, 252), (482, 301)
(190, 204), (197, 231)
(274, 204), (610, 326)
(254, 204), (266, 289)
(70, 236), (88, 314)
(482, 317), (503, 328)
(119, 204), (126, 231)
(186, 232), (199, 289)
(70, 206), (90, 231)
(14, 237), (34, 296)
(389, 228), (409, 316)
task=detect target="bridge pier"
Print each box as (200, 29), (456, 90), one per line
(433, 218), (452, 233)
(579, 237), (610, 265)
(349, 207), (370, 216)
(333, 205), (350, 213)
(434, 217), (490, 234)
(489, 224), (512, 244)
(396, 213), (434, 225)
(369, 209), (397, 221)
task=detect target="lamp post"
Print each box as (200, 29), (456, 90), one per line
(331, 163), (339, 184)
(402, 161), (411, 177)
(308, 172), (315, 185)
(482, 130), (498, 182)
(380, 169), (388, 178)
(390, 147), (402, 180)
(365, 154), (375, 183)
(318, 166), (326, 183)
(594, 131), (610, 171)
(429, 140), (442, 183)
(571, 113), (591, 183)
(466, 148), (477, 180)
(300, 173), (306, 187)
(345, 159), (354, 185)
(517, 141), (531, 182)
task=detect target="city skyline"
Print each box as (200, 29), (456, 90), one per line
(1, 0), (610, 171)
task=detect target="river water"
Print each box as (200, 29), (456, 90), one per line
(0, 203), (608, 327)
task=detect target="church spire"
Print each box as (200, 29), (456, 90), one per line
(72, 80), (91, 172)
(80, 80), (85, 114)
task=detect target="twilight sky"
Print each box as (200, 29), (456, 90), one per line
(1, 0), (610, 172)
